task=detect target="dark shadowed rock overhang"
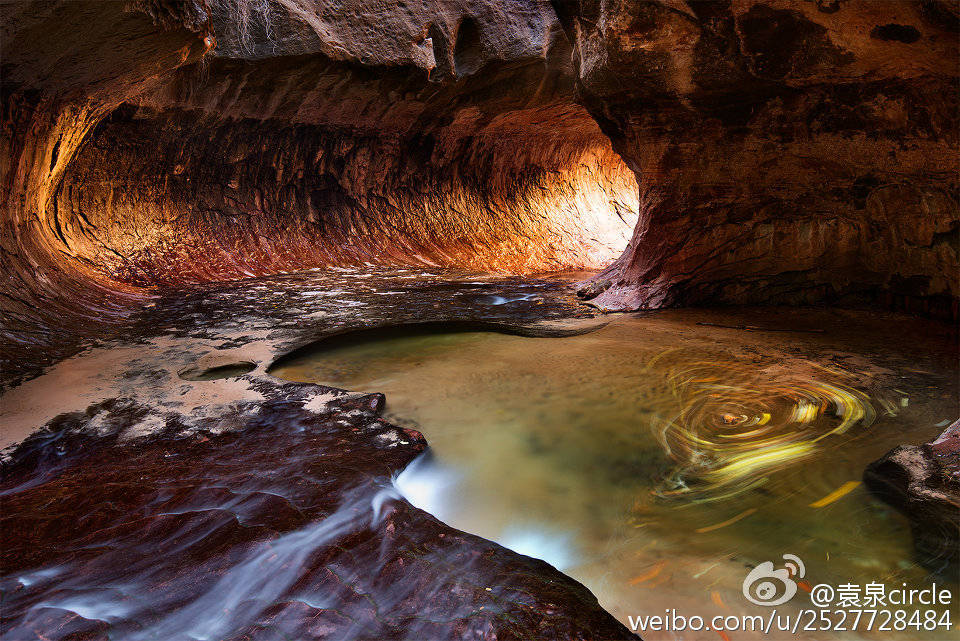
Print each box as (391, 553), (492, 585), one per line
(551, 0), (958, 316)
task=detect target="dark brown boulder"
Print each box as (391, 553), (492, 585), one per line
(1, 372), (639, 641)
(863, 419), (960, 578)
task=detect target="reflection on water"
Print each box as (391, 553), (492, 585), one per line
(395, 453), (576, 570)
(274, 309), (959, 639)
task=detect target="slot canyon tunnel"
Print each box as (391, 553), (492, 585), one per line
(1, 2), (958, 640)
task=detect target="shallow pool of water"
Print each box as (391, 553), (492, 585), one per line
(273, 308), (958, 639)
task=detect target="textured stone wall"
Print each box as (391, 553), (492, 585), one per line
(1, 0), (637, 378)
(553, 0), (959, 317)
(2, 0), (958, 381)
(1, 0), (214, 381)
(53, 54), (638, 285)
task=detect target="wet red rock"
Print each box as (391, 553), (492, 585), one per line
(1, 383), (636, 640)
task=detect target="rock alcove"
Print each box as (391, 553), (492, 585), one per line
(4, 1), (957, 381)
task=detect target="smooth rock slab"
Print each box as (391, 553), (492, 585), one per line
(1, 270), (636, 641)
(0, 383), (637, 641)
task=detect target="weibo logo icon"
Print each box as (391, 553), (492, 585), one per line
(742, 554), (805, 606)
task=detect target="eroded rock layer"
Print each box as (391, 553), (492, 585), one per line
(553, 0), (959, 316)
(1, 0), (214, 381)
(2, 0), (641, 377)
(4, 2), (959, 379)
(0, 270), (637, 640)
(57, 67), (637, 285)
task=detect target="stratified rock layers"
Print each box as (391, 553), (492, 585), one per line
(2, 0), (639, 378)
(4, 2), (959, 374)
(553, 0), (958, 316)
(2, 3), (957, 638)
(58, 74), (638, 285)
(2, 0), (215, 380)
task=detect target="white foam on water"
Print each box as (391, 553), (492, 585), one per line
(16, 566), (62, 587)
(35, 590), (132, 623)
(484, 293), (538, 305)
(497, 526), (574, 571)
(393, 454), (459, 522)
(394, 454), (576, 570)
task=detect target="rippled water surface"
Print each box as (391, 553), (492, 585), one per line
(273, 309), (959, 639)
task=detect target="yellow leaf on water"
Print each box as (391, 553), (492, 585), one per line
(809, 480), (861, 508)
(695, 508), (757, 534)
(628, 560), (667, 586)
(711, 591), (726, 609)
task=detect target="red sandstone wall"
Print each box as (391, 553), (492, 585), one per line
(553, 0), (959, 316)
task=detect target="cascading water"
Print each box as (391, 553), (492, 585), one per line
(3, 272), (957, 641)
(273, 307), (958, 636)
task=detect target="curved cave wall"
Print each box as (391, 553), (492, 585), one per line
(54, 59), (639, 285)
(2, 0), (959, 383)
(1, 2), (959, 637)
(1, 0), (215, 382)
(0, 0), (638, 382)
(552, 0), (959, 316)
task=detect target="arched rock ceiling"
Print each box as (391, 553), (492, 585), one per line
(1, 0), (637, 377)
(1, 0), (958, 380)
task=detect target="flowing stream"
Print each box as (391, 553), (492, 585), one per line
(272, 309), (959, 639)
(3, 271), (957, 641)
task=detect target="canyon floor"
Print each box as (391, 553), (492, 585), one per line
(2, 269), (957, 640)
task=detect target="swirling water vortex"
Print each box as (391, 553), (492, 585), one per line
(649, 351), (892, 502)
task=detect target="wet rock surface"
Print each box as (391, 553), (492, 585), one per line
(2, 392), (634, 641)
(575, 278), (611, 301)
(864, 419), (960, 578)
(1, 268), (598, 424)
(3, 1), (958, 399)
(1, 270), (637, 640)
(2, 1), (958, 636)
